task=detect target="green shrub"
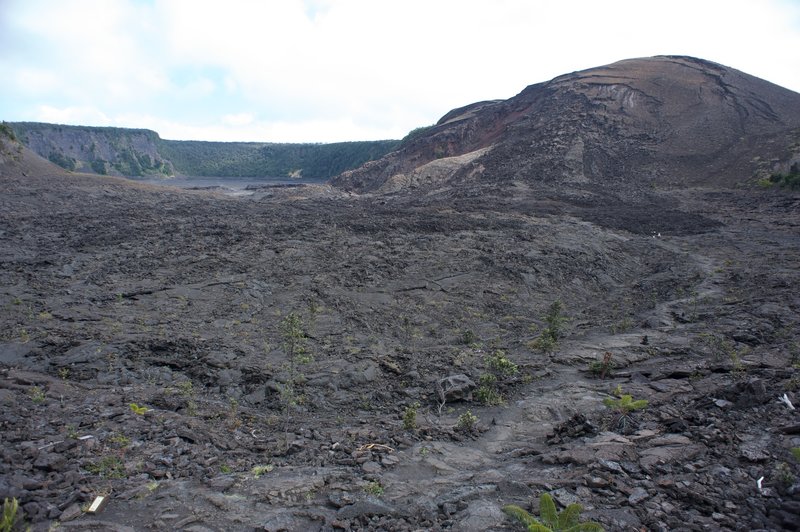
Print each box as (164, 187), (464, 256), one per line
(86, 456), (126, 479)
(587, 352), (613, 379)
(760, 163), (800, 190)
(476, 350), (519, 405)
(476, 374), (504, 406)
(364, 481), (384, 496)
(530, 301), (568, 353)
(486, 350), (519, 376)
(28, 386), (45, 404)
(456, 410), (478, 432)
(0, 123), (17, 141)
(251, 464), (274, 478)
(91, 159), (108, 174)
(402, 402), (419, 430)
(461, 329), (478, 345)
(48, 150), (77, 171)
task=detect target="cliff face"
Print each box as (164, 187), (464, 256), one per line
(331, 56), (800, 194)
(8, 123), (399, 179)
(11, 123), (173, 177)
(0, 123), (70, 178)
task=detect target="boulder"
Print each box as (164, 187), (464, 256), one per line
(435, 374), (476, 403)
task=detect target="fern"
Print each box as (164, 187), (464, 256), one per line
(503, 493), (604, 532)
(602, 394), (648, 413)
(503, 504), (539, 528)
(129, 403), (149, 415)
(558, 504), (582, 529)
(539, 493), (558, 529)
(1, 498), (21, 532)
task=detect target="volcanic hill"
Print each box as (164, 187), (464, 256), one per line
(333, 55), (800, 194)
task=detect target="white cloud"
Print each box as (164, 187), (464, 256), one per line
(36, 105), (112, 126)
(14, 68), (60, 94)
(222, 113), (254, 127)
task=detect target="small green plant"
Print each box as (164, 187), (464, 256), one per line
(456, 410), (478, 432)
(503, 492), (604, 531)
(603, 388), (648, 434)
(530, 301), (568, 353)
(143, 481), (160, 497)
(587, 352), (613, 379)
(476, 374), (504, 406)
(29, 386), (45, 404)
(461, 329), (478, 345)
(219, 464), (233, 474)
(1, 497), (23, 532)
(476, 350), (519, 405)
(109, 432), (130, 448)
(729, 349), (747, 380)
(486, 350), (519, 376)
(603, 391), (648, 414)
(129, 403), (149, 415)
(227, 397), (242, 429)
(364, 481), (384, 496)
(86, 456), (126, 479)
(774, 462), (794, 486)
(609, 317), (632, 335)
(402, 402), (419, 430)
(791, 447), (800, 462)
(66, 424), (79, 439)
(699, 333), (736, 363)
(279, 312), (312, 445)
(58, 367), (71, 381)
(251, 464), (274, 478)
(175, 381), (198, 415)
(176, 380), (194, 396)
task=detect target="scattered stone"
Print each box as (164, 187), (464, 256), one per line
(628, 487), (649, 505)
(380, 454), (400, 467)
(59, 503), (82, 522)
(597, 459), (624, 473)
(455, 501), (506, 530)
(585, 475), (610, 488)
(361, 461), (381, 474)
(550, 488), (582, 508)
(328, 492), (356, 509)
(739, 439), (771, 462)
(337, 499), (397, 520)
(33, 452), (65, 471)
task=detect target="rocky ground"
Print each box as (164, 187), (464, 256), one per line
(1, 170), (799, 531)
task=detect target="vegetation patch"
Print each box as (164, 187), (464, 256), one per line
(757, 163), (800, 190)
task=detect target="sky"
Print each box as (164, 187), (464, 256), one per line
(1, 0), (799, 143)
